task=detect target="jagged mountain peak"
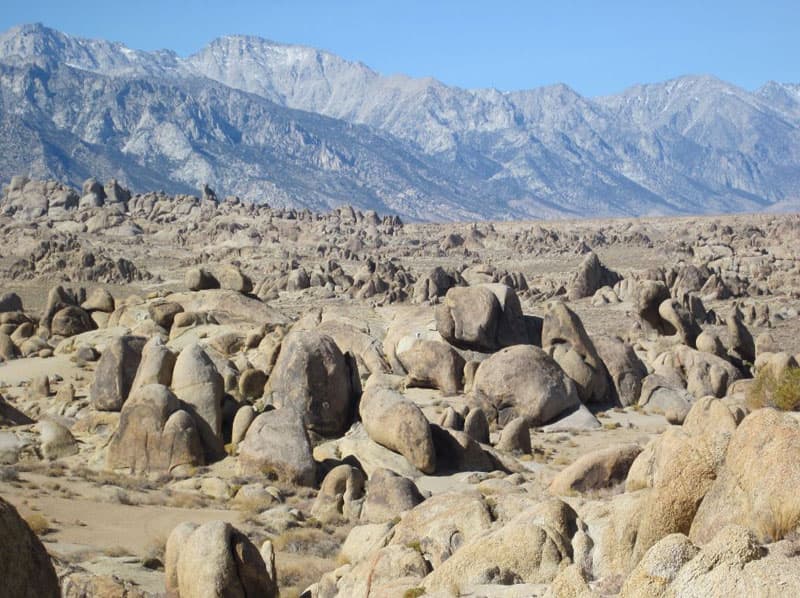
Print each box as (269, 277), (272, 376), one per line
(0, 24), (798, 220)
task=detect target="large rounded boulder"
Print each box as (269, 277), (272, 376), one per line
(166, 520), (278, 598)
(107, 384), (204, 474)
(171, 343), (225, 459)
(472, 345), (581, 425)
(89, 335), (147, 411)
(0, 496), (60, 598)
(359, 385), (436, 474)
(435, 284), (529, 352)
(265, 330), (357, 437)
(690, 408), (800, 544)
(237, 408), (316, 486)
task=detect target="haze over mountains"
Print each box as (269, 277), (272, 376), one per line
(1, 23), (799, 220)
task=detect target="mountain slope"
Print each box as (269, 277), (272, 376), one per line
(1, 23), (799, 220)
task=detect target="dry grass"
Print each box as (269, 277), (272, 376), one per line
(747, 367), (800, 411)
(142, 532), (168, 569)
(756, 498), (800, 543)
(103, 545), (133, 558)
(277, 555), (334, 598)
(24, 513), (51, 535)
(273, 527), (342, 559)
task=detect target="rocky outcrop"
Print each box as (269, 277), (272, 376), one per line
(265, 331), (357, 437)
(166, 520), (278, 598)
(359, 385), (436, 474)
(473, 344), (581, 425)
(107, 384), (204, 474)
(0, 496), (60, 598)
(237, 408), (316, 486)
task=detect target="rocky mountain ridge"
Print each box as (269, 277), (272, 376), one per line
(1, 23), (799, 220)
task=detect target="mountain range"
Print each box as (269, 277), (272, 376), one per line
(0, 23), (799, 220)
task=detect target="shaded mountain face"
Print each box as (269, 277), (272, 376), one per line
(1, 23), (799, 220)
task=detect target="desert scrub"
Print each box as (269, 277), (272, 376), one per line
(24, 513), (51, 535)
(273, 527), (342, 559)
(747, 366), (800, 411)
(404, 589), (426, 598)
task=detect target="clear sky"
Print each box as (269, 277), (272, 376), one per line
(1, 0), (797, 96)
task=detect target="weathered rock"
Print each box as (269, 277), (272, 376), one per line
(230, 405), (256, 447)
(690, 408), (800, 544)
(431, 425), (498, 473)
(148, 301), (185, 329)
(0, 332), (17, 360)
(727, 305), (756, 364)
(0, 496), (60, 598)
(636, 280), (672, 333)
(638, 374), (693, 419)
(237, 408), (316, 486)
(359, 385), (436, 474)
(651, 345), (742, 400)
(37, 420), (79, 460)
(542, 301), (609, 403)
(413, 266), (461, 303)
(593, 336), (647, 407)
(473, 345), (581, 426)
(238, 368), (267, 399)
(390, 491), (494, 569)
(107, 384), (204, 474)
(311, 464), (366, 523)
(339, 522), (394, 566)
(625, 422), (730, 561)
(90, 335), (146, 411)
(463, 407), (490, 444)
(658, 299), (701, 347)
(423, 499), (578, 591)
(185, 267), (220, 291)
(315, 318), (391, 376)
(166, 520), (278, 598)
(397, 338), (465, 395)
(361, 468), (425, 523)
(42, 285), (79, 330)
(619, 533), (699, 598)
(435, 285), (501, 351)
(439, 283), (531, 352)
(549, 444), (642, 495)
(265, 331), (356, 437)
(665, 526), (800, 596)
(130, 335), (176, 393)
(695, 330), (725, 356)
(0, 292), (22, 313)
(81, 288), (115, 313)
(496, 416), (532, 454)
(217, 265), (254, 294)
(681, 396), (739, 438)
(439, 405), (465, 430)
(51, 305), (95, 337)
(171, 343), (225, 459)
(567, 252), (621, 300)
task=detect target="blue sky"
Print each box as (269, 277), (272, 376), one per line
(2, 0), (797, 96)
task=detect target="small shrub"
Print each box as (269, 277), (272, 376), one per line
(24, 513), (51, 535)
(273, 527), (341, 559)
(103, 545), (133, 558)
(406, 540), (422, 554)
(747, 366), (800, 411)
(404, 589), (426, 598)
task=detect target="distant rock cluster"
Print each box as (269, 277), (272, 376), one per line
(1, 177), (800, 596)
